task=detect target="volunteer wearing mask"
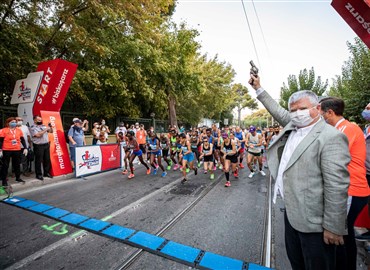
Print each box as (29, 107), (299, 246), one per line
(16, 116), (32, 176)
(30, 115), (53, 180)
(0, 117), (28, 187)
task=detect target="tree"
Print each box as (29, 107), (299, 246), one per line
(279, 67), (328, 109)
(243, 108), (273, 128)
(230, 83), (258, 126)
(328, 38), (370, 124)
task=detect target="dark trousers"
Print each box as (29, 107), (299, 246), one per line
(284, 212), (336, 270)
(1, 150), (21, 185)
(33, 143), (51, 176)
(336, 196), (368, 270)
(20, 149), (28, 174)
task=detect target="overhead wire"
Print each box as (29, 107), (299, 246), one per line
(240, 0), (261, 69)
(251, 0), (271, 61)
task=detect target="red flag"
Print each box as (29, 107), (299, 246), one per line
(331, 0), (370, 49)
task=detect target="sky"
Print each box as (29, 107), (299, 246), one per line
(172, 0), (357, 116)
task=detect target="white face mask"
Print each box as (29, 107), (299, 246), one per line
(290, 106), (318, 128)
(17, 121), (23, 126)
(102, 128), (106, 132)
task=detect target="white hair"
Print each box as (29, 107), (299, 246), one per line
(288, 90), (319, 110)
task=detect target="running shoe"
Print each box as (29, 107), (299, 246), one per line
(122, 169), (128, 175)
(234, 171), (239, 178)
(218, 164), (223, 170)
(225, 181), (231, 187)
(155, 164), (159, 169)
(248, 172), (255, 178)
(260, 170), (266, 176)
(204, 170), (208, 174)
(239, 163), (245, 169)
(181, 178), (187, 184)
(186, 168), (190, 173)
(210, 174), (215, 180)
(167, 165), (171, 171)
(0, 186), (6, 196)
(152, 169), (158, 175)
(213, 165), (217, 171)
(197, 162), (201, 168)
(194, 167), (198, 175)
(128, 173), (135, 179)
(173, 164), (179, 171)
(161, 171), (167, 177)
(146, 168), (151, 175)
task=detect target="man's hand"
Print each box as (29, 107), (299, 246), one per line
(0, 150), (3, 158)
(248, 74), (262, 90)
(23, 148), (28, 156)
(323, 229), (344, 245)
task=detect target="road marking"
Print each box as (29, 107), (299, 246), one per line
(4, 175), (187, 270)
(41, 222), (69, 235)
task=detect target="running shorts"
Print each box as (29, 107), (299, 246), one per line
(204, 155), (214, 163)
(133, 150), (143, 157)
(162, 149), (169, 157)
(226, 154), (238, 163)
(248, 151), (261, 157)
(151, 150), (161, 157)
(183, 153), (195, 162)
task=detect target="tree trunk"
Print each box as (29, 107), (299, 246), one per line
(168, 94), (178, 128)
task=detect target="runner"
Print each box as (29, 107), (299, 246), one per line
(190, 130), (200, 168)
(136, 124), (147, 161)
(179, 133), (198, 184)
(169, 129), (180, 170)
(234, 126), (246, 169)
(126, 130), (150, 179)
(246, 126), (266, 178)
(211, 124), (222, 170)
(118, 132), (130, 175)
(148, 132), (167, 177)
(159, 133), (172, 170)
(229, 131), (240, 178)
(221, 132), (237, 187)
(200, 136), (215, 180)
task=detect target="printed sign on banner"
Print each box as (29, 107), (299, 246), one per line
(11, 74), (43, 105)
(75, 146), (102, 178)
(40, 111), (73, 175)
(101, 144), (121, 171)
(331, 0), (370, 49)
(33, 59), (78, 116)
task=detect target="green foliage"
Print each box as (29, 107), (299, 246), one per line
(328, 38), (370, 124)
(0, 0), (240, 126)
(279, 67), (328, 109)
(243, 109), (273, 128)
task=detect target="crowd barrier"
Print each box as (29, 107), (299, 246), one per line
(75, 143), (125, 178)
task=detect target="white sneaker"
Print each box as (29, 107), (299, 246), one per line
(260, 170), (266, 176)
(248, 172), (255, 178)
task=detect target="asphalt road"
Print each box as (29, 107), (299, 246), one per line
(0, 163), (270, 270)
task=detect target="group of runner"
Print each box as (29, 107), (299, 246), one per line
(117, 123), (280, 187)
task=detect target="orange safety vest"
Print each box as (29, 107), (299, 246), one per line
(0, 127), (24, 151)
(136, 129), (146, 145)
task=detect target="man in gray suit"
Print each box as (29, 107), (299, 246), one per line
(249, 75), (351, 270)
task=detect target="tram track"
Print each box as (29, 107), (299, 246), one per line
(116, 171), (273, 270)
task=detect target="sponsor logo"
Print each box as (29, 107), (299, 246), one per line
(37, 67), (53, 104)
(17, 81), (31, 101)
(79, 151), (100, 169)
(345, 2), (370, 34)
(108, 151), (117, 162)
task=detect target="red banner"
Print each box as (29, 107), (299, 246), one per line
(40, 111), (73, 175)
(100, 144), (121, 171)
(33, 59), (78, 116)
(331, 0), (370, 49)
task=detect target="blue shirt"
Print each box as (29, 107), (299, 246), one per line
(68, 126), (84, 147)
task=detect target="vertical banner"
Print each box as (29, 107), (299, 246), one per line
(40, 111), (73, 175)
(32, 59), (78, 176)
(331, 0), (370, 49)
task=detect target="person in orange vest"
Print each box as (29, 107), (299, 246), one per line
(320, 97), (370, 270)
(0, 117), (28, 188)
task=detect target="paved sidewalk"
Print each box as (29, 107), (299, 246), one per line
(2, 171), (75, 194)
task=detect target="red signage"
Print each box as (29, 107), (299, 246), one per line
(33, 59), (78, 116)
(331, 0), (370, 49)
(100, 144), (121, 171)
(40, 110), (73, 175)
(33, 59), (78, 176)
